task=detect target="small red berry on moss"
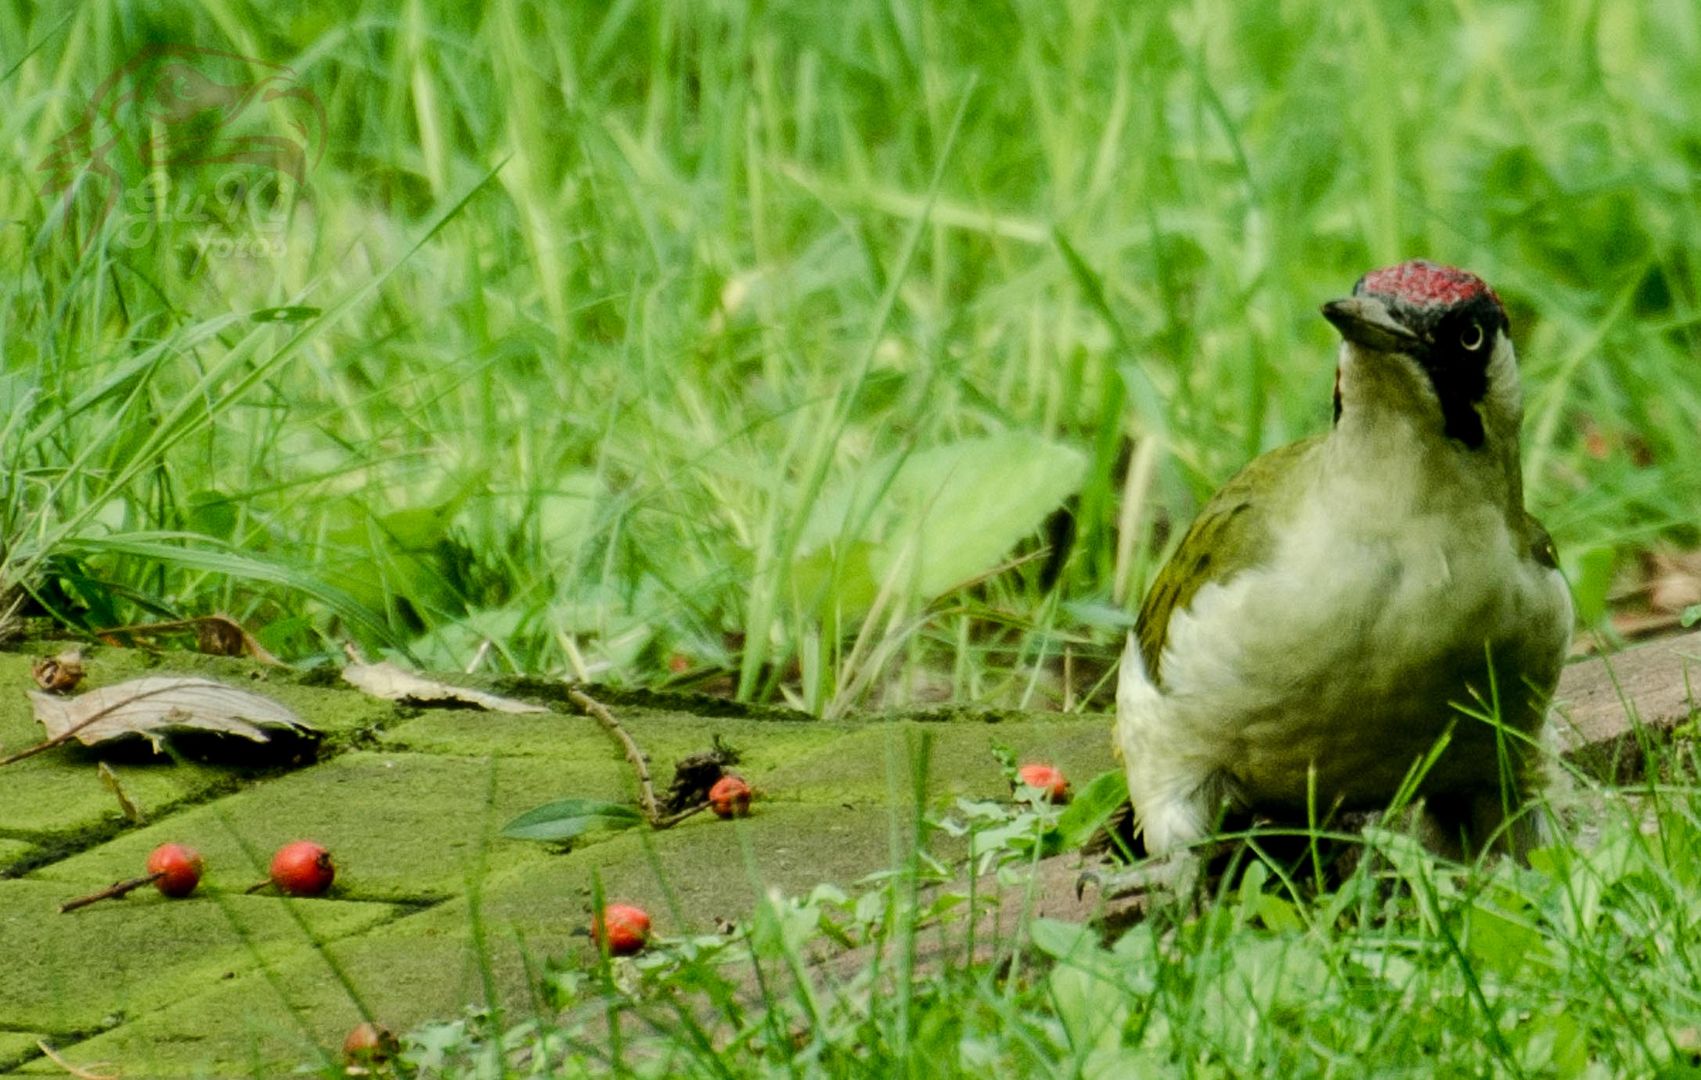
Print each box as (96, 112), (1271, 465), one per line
(145, 843), (204, 898)
(270, 840), (335, 897)
(708, 774), (753, 818)
(343, 1020), (398, 1065)
(592, 903), (651, 956)
(1016, 763), (1071, 804)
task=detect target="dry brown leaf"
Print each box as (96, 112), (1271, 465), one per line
(341, 659), (548, 714)
(195, 615), (247, 657)
(31, 649), (86, 693)
(29, 676), (311, 750)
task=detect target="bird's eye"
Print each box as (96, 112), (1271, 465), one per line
(1460, 322), (1485, 351)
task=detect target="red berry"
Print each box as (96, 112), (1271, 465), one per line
(1017, 763), (1071, 804)
(592, 903), (651, 956)
(270, 840), (335, 897)
(343, 1020), (398, 1065)
(145, 843), (203, 898)
(708, 774), (753, 819)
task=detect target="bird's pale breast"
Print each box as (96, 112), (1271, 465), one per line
(1154, 497), (1571, 808)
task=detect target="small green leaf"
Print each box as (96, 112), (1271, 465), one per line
(1253, 892), (1304, 933)
(1464, 901), (1547, 977)
(1045, 768), (1129, 851)
(1027, 917), (1104, 964)
(1234, 859), (1270, 923)
(792, 433), (1087, 617)
(500, 798), (643, 842)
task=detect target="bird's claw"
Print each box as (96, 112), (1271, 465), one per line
(1075, 855), (1194, 902)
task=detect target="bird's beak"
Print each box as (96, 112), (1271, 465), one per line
(1321, 296), (1424, 356)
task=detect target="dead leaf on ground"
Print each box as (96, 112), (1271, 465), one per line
(32, 649), (86, 693)
(29, 677), (311, 751)
(341, 659), (548, 714)
(194, 615), (248, 657)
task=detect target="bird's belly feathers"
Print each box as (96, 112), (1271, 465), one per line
(1153, 511), (1570, 807)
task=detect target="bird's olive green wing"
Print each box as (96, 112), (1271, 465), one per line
(1134, 436), (1323, 685)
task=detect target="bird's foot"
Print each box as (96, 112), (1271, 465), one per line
(1076, 850), (1201, 903)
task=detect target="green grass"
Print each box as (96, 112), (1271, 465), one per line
(5, 3), (1701, 1074)
(322, 739), (1701, 1079)
(3, 0), (1698, 707)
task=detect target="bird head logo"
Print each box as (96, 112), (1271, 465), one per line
(38, 45), (326, 255)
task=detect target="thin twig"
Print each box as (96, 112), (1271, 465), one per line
(0, 732), (74, 767)
(96, 613), (284, 666)
(34, 1041), (117, 1080)
(58, 872), (164, 913)
(653, 802), (711, 829)
(568, 687), (660, 824)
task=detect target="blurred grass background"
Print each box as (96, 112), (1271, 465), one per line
(2, 0), (1697, 710)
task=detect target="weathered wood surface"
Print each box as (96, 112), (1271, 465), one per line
(1553, 629), (1701, 780)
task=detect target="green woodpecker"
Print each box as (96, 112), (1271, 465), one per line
(1116, 260), (1572, 859)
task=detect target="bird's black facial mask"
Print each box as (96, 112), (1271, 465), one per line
(1346, 261), (1511, 451)
(1396, 295), (1507, 449)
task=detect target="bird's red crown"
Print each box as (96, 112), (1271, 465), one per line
(1357, 259), (1499, 311)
